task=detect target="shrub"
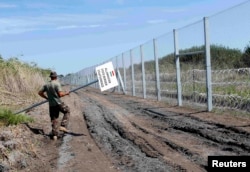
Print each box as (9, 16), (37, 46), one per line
(0, 108), (34, 126)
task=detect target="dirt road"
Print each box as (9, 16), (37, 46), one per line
(79, 89), (250, 172)
(14, 88), (250, 172)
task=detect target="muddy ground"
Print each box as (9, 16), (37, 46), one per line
(1, 87), (250, 172)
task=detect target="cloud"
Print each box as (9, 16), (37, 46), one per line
(0, 18), (40, 34)
(25, 3), (51, 9)
(115, 0), (124, 5)
(0, 3), (189, 36)
(0, 3), (16, 8)
(147, 19), (166, 24)
(0, 13), (115, 35)
(55, 25), (80, 30)
(162, 8), (186, 13)
(55, 24), (105, 30)
(113, 22), (128, 26)
(40, 14), (115, 23)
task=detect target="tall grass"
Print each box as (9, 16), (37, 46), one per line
(0, 57), (50, 110)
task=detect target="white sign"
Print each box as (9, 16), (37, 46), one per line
(95, 62), (118, 91)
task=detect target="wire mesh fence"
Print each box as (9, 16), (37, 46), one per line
(61, 1), (250, 113)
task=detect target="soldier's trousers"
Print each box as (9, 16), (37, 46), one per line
(49, 102), (70, 136)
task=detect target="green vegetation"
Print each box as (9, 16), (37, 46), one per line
(161, 44), (245, 70)
(0, 108), (34, 126)
(0, 56), (51, 124)
(241, 43), (250, 67)
(131, 43), (250, 74)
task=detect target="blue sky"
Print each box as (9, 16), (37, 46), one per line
(0, 0), (249, 75)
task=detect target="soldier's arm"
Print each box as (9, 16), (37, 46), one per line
(57, 82), (70, 97)
(58, 91), (70, 97)
(38, 91), (48, 100)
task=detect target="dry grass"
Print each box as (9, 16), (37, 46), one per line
(0, 58), (51, 170)
(0, 58), (49, 111)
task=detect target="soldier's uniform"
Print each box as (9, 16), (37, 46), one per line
(39, 72), (70, 139)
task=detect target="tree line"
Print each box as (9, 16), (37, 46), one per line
(131, 43), (250, 73)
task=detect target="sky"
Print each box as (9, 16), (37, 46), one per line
(0, 0), (249, 75)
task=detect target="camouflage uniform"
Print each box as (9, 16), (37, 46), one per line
(39, 78), (70, 137)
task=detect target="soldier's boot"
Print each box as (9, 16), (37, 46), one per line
(51, 119), (59, 139)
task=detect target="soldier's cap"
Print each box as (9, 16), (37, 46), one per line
(49, 71), (57, 77)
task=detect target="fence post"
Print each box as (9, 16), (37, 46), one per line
(153, 39), (161, 101)
(87, 75), (89, 83)
(130, 49), (135, 96)
(122, 53), (127, 92)
(173, 29), (183, 106)
(116, 56), (121, 92)
(140, 45), (146, 99)
(204, 17), (213, 112)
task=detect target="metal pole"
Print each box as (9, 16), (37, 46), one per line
(116, 56), (121, 92)
(130, 49), (135, 96)
(204, 17), (213, 111)
(153, 39), (161, 101)
(122, 53), (127, 92)
(14, 100), (48, 115)
(14, 79), (98, 114)
(140, 45), (146, 99)
(117, 69), (126, 94)
(174, 29), (182, 106)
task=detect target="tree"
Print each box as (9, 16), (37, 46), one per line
(241, 43), (250, 67)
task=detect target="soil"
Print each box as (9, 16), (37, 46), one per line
(1, 87), (250, 172)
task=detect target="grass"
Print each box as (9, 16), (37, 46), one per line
(0, 57), (48, 126)
(0, 108), (34, 126)
(0, 57), (50, 110)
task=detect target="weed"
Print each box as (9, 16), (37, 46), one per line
(0, 108), (34, 126)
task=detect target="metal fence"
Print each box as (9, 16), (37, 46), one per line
(61, 1), (250, 113)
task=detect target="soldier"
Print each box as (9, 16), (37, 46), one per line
(38, 71), (70, 140)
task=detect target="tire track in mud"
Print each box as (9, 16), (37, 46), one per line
(142, 108), (250, 153)
(105, 94), (250, 154)
(81, 94), (175, 172)
(79, 91), (201, 171)
(78, 89), (250, 172)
